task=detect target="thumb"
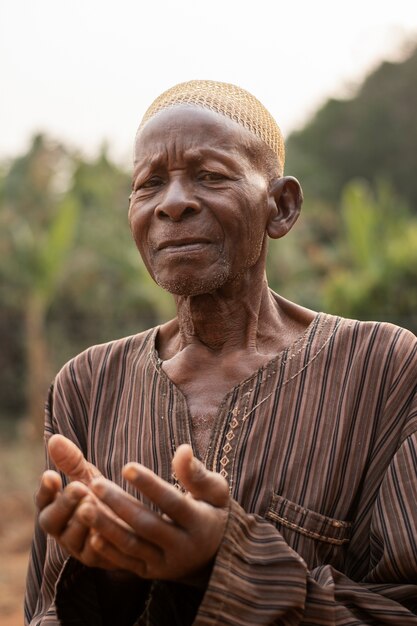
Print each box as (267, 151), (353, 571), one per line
(48, 434), (101, 484)
(172, 444), (229, 508)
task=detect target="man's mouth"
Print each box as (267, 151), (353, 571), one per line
(156, 238), (211, 251)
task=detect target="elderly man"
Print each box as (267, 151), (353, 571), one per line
(25, 81), (417, 625)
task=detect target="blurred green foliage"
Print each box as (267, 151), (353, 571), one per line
(0, 136), (173, 429)
(1, 47), (417, 427)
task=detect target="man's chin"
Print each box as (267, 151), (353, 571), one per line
(156, 270), (229, 297)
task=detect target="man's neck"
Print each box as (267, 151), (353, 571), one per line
(156, 254), (316, 362)
(174, 273), (275, 354)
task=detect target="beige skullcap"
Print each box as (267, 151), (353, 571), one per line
(139, 80), (285, 172)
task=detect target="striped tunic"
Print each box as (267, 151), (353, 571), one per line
(25, 311), (417, 625)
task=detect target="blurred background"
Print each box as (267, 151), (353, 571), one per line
(1, 1), (417, 623)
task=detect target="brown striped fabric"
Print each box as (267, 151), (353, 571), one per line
(25, 307), (417, 625)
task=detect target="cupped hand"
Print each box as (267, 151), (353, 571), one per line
(37, 434), (119, 569)
(77, 444), (230, 581)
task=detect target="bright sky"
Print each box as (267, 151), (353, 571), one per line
(2, 0), (417, 164)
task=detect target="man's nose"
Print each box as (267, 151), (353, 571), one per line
(155, 179), (201, 221)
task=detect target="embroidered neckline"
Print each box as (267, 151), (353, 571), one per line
(144, 313), (343, 488)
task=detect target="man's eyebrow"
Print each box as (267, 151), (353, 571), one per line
(133, 146), (242, 172)
(183, 146), (241, 165)
(133, 153), (164, 172)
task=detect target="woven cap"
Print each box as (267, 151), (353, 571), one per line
(139, 80), (285, 172)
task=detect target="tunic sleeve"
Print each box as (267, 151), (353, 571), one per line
(197, 401), (417, 625)
(24, 351), (92, 625)
(24, 346), (150, 626)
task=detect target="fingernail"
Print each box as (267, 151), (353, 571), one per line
(91, 533), (104, 550)
(90, 478), (106, 496)
(123, 464), (140, 481)
(44, 476), (54, 490)
(79, 504), (95, 523)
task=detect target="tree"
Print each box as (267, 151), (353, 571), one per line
(0, 138), (175, 430)
(0, 135), (79, 433)
(322, 179), (417, 330)
(286, 45), (417, 211)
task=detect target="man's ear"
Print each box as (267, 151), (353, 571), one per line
(266, 176), (303, 239)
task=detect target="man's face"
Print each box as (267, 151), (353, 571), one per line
(129, 106), (272, 296)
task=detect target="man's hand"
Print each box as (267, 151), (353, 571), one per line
(37, 435), (117, 568)
(36, 434), (102, 508)
(77, 444), (230, 582)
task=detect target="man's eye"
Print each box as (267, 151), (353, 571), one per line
(198, 171), (226, 182)
(140, 176), (164, 189)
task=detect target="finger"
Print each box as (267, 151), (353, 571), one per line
(91, 477), (180, 547)
(77, 500), (163, 566)
(39, 481), (90, 536)
(48, 434), (101, 484)
(172, 445), (229, 507)
(59, 512), (91, 555)
(36, 470), (62, 510)
(122, 463), (199, 528)
(78, 531), (120, 570)
(77, 495), (135, 533)
(88, 533), (148, 577)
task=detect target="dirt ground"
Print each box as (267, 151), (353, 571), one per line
(0, 431), (44, 626)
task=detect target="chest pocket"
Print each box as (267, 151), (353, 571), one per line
(266, 493), (352, 570)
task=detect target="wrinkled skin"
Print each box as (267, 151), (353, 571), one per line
(37, 106), (313, 583)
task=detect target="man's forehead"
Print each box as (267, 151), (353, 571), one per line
(133, 106), (258, 167)
(136, 80), (285, 173)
